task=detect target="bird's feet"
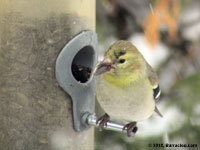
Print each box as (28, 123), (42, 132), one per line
(96, 113), (110, 131)
(123, 122), (138, 137)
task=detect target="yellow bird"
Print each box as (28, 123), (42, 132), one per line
(94, 40), (162, 136)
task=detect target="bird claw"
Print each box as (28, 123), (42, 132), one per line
(123, 122), (138, 137)
(96, 113), (110, 131)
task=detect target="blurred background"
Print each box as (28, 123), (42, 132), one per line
(95, 0), (200, 149)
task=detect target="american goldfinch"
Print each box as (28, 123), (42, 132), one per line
(94, 40), (162, 136)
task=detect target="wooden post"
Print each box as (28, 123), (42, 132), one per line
(0, 0), (95, 150)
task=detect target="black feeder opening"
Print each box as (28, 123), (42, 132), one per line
(71, 46), (95, 83)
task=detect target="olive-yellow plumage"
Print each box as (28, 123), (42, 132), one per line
(95, 40), (161, 125)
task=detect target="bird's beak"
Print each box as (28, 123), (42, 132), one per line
(94, 58), (115, 76)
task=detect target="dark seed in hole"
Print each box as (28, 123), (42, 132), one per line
(132, 126), (138, 134)
(72, 64), (91, 83)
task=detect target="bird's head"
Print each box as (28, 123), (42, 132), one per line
(94, 41), (145, 85)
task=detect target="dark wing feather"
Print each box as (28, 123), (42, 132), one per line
(153, 85), (161, 100)
(145, 62), (163, 117)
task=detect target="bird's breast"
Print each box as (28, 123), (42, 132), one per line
(96, 75), (155, 122)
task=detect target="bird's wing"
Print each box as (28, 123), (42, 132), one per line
(146, 63), (161, 100)
(146, 62), (163, 117)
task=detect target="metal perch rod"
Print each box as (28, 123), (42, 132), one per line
(86, 114), (127, 133)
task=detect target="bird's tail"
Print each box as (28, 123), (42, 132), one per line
(155, 106), (163, 117)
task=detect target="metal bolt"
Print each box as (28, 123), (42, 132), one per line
(86, 114), (127, 133)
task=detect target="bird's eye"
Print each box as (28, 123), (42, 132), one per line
(119, 59), (126, 64)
